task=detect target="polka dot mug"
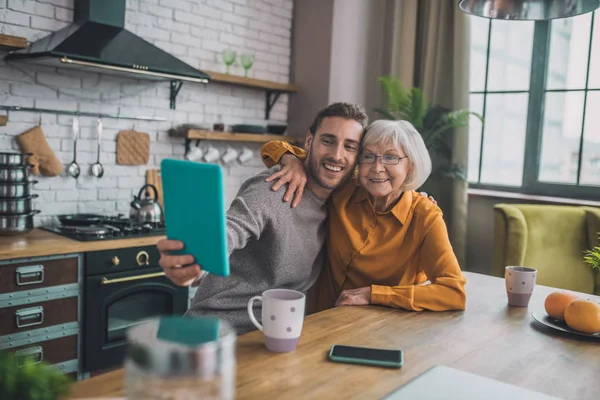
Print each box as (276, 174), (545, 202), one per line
(247, 289), (306, 352)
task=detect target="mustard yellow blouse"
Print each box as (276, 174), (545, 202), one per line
(261, 141), (466, 312)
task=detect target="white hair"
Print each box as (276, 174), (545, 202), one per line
(361, 120), (432, 191)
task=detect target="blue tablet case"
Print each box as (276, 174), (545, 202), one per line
(157, 316), (220, 346)
(160, 159), (230, 277)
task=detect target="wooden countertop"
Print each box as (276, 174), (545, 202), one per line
(69, 272), (600, 400)
(0, 229), (165, 261)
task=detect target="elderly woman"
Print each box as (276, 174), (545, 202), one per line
(261, 119), (466, 312)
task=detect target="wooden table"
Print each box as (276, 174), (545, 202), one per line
(69, 272), (600, 399)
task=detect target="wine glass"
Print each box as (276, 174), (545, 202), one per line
(221, 49), (236, 74)
(240, 54), (254, 78)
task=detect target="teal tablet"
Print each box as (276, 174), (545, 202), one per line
(161, 159), (230, 277)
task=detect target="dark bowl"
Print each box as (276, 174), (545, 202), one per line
(267, 124), (287, 135)
(231, 124), (266, 134)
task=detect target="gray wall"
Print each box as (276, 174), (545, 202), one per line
(289, 0), (389, 135)
(288, 0), (334, 137)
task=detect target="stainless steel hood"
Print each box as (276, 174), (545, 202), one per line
(4, 0), (210, 84)
(458, 0), (600, 20)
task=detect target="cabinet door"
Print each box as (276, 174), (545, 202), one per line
(10, 335), (78, 367)
(0, 256), (78, 293)
(0, 297), (78, 336)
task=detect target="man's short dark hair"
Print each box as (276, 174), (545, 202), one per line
(309, 102), (369, 135)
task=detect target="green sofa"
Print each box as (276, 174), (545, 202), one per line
(493, 204), (600, 295)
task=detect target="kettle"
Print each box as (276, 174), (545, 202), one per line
(130, 184), (163, 224)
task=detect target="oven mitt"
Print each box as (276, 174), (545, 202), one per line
(16, 125), (62, 177)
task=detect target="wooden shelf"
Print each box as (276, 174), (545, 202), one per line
(205, 70), (299, 92)
(203, 71), (299, 119)
(0, 34), (27, 50)
(186, 129), (302, 144)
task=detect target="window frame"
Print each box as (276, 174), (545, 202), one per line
(469, 15), (600, 201)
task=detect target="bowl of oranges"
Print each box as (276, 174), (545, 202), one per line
(531, 291), (600, 338)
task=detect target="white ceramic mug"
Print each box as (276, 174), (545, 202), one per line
(221, 147), (240, 165)
(186, 146), (204, 162)
(238, 147), (254, 164)
(247, 289), (305, 352)
(505, 266), (537, 307)
(203, 146), (220, 163)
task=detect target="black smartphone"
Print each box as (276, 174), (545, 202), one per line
(328, 344), (403, 368)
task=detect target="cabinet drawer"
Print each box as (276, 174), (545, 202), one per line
(0, 256), (78, 293)
(10, 335), (77, 367)
(0, 297), (78, 336)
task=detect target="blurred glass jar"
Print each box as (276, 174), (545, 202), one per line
(125, 316), (236, 400)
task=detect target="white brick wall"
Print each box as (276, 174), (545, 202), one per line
(0, 0), (293, 226)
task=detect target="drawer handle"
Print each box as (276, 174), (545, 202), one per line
(16, 265), (44, 286)
(101, 272), (165, 285)
(15, 346), (44, 367)
(16, 306), (44, 328)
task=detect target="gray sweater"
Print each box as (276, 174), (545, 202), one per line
(185, 167), (328, 334)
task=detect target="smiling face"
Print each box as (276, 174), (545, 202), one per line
(358, 140), (411, 203)
(304, 116), (364, 197)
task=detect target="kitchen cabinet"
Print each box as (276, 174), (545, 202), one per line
(0, 230), (194, 379)
(0, 254), (82, 378)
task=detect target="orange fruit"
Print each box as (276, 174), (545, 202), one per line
(544, 291), (579, 320)
(564, 299), (600, 334)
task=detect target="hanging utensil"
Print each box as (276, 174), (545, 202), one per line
(68, 117), (80, 178)
(91, 118), (104, 178)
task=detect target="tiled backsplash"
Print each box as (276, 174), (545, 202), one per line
(0, 0), (293, 225)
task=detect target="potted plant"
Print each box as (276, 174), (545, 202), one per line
(0, 351), (71, 400)
(584, 235), (600, 271)
(374, 76), (483, 181)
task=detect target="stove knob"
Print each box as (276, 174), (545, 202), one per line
(111, 256), (120, 266)
(136, 251), (150, 266)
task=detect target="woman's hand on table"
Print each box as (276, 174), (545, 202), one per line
(265, 153), (307, 208)
(335, 287), (372, 307)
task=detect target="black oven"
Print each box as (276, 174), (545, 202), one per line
(83, 245), (188, 373)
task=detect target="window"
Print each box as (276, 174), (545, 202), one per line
(469, 12), (600, 200)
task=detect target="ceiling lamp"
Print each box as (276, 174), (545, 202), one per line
(458, 0), (600, 20)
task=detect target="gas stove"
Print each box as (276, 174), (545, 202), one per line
(42, 214), (166, 241)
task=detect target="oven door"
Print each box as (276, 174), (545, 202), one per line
(84, 268), (188, 373)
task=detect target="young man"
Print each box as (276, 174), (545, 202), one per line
(157, 102), (368, 333)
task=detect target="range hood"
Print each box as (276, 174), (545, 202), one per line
(4, 0), (210, 85)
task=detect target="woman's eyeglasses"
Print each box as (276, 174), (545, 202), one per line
(358, 154), (407, 165)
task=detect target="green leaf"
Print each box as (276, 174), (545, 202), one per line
(0, 351), (72, 400)
(406, 88), (427, 129)
(583, 236), (600, 270)
(374, 75), (484, 183)
(378, 76), (408, 112)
